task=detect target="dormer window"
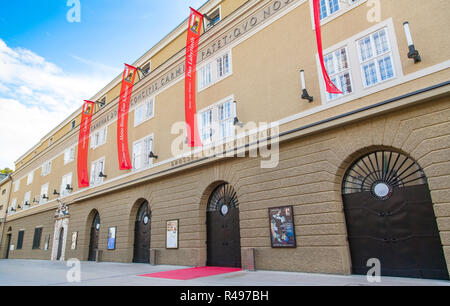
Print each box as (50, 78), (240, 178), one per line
(141, 62), (151, 76)
(204, 7), (221, 31)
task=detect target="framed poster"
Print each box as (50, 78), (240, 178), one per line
(107, 227), (116, 250)
(166, 220), (179, 249)
(44, 234), (50, 251)
(71, 232), (78, 250)
(268, 206), (296, 248)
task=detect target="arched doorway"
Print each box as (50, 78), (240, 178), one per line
(133, 200), (151, 263)
(5, 227), (12, 259)
(88, 212), (100, 261)
(342, 150), (449, 280)
(207, 183), (241, 268)
(56, 227), (64, 261)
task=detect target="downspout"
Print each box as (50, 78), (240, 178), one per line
(0, 174), (12, 247)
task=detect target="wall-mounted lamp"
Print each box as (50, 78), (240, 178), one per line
(149, 151), (159, 159)
(33, 198), (38, 204)
(403, 22), (421, 63)
(53, 190), (60, 196)
(17, 204), (22, 210)
(10, 207), (15, 212)
(24, 201), (30, 207)
(300, 70), (314, 102)
(232, 101), (244, 128)
(99, 172), (107, 178)
(66, 184), (73, 192)
(42, 194), (49, 200)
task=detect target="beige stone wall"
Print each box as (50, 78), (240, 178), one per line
(0, 179), (11, 220)
(3, 96), (449, 276)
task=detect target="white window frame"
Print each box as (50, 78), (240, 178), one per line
(198, 49), (232, 92)
(134, 96), (155, 127)
(23, 191), (31, 209)
(40, 183), (49, 204)
(198, 95), (236, 145)
(60, 173), (73, 197)
(14, 180), (20, 192)
(132, 134), (154, 171)
(90, 157), (106, 186)
(323, 46), (354, 102)
(91, 126), (107, 149)
(64, 146), (76, 165)
(41, 161), (52, 176)
(316, 19), (403, 107)
(357, 27), (396, 89)
(310, 0), (367, 28)
(10, 198), (17, 213)
(204, 6), (222, 31)
(27, 171), (34, 185)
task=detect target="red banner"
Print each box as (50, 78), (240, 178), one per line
(313, 0), (342, 94)
(77, 100), (95, 188)
(184, 7), (203, 147)
(117, 64), (137, 170)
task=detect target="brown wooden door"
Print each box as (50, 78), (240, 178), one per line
(133, 202), (151, 263)
(207, 184), (241, 268)
(56, 228), (64, 260)
(342, 151), (449, 280)
(5, 234), (11, 259)
(88, 213), (100, 261)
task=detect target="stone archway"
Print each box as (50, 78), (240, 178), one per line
(51, 201), (69, 261)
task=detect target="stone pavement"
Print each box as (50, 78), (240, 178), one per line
(0, 259), (449, 286)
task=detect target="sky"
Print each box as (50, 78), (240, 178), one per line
(0, 0), (205, 170)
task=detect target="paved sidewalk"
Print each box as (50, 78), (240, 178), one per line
(0, 259), (449, 286)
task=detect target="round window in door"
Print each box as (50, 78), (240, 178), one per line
(207, 183), (241, 268)
(342, 151), (449, 280)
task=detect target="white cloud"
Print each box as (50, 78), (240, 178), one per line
(0, 39), (112, 170)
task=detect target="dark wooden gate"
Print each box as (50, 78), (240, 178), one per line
(88, 212), (100, 261)
(342, 151), (449, 280)
(5, 234), (11, 259)
(133, 201), (151, 263)
(56, 227), (64, 260)
(207, 183), (241, 268)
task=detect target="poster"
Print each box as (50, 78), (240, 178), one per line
(71, 232), (78, 250)
(268, 206), (296, 248)
(107, 227), (116, 250)
(166, 220), (178, 249)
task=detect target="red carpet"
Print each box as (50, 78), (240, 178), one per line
(139, 266), (242, 280)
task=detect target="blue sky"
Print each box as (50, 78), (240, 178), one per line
(0, 0), (204, 169)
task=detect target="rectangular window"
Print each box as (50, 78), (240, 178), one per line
(134, 97), (155, 126)
(90, 158), (105, 186)
(17, 230), (24, 250)
(198, 51), (232, 91)
(205, 7), (221, 31)
(324, 47), (353, 101)
(60, 173), (73, 197)
(32, 228), (43, 249)
(40, 184), (49, 204)
(132, 135), (154, 170)
(358, 28), (395, 87)
(91, 127), (107, 149)
(24, 191), (31, 208)
(64, 147), (75, 165)
(14, 180), (20, 192)
(27, 171), (34, 185)
(319, 0), (340, 20)
(199, 97), (236, 144)
(10, 198), (17, 212)
(42, 161), (52, 176)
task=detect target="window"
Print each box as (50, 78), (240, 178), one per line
(133, 136), (154, 170)
(24, 191), (31, 208)
(17, 230), (24, 249)
(32, 228), (43, 249)
(205, 7), (221, 31)
(134, 97), (154, 127)
(319, 0), (340, 20)
(141, 61), (151, 75)
(10, 198), (17, 212)
(2, 189), (6, 195)
(14, 180), (20, 192)
(0, 205), (3, 211)
(64, 147), (75, 165)
(324, 47), (353, 101)
(358, 28), (395, 87)
(91, 127), (107, 149)
(60, 173), (73, 197)
(71, 120), (76, 130)
(199, 98), (236, 144)
(40, 184), (49, 204)
(42, 161), (52, 176)
(27, 171), (34, 185)
(90, 158), (105, 186)
(49, 138), (53, 146)
(198, 51), (232, 91)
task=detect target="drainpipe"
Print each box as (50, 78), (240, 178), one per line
(0, 174), (12, 247)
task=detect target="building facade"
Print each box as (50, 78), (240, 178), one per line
(1, 0), (449, 279)
(0, 175), (12, 255)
